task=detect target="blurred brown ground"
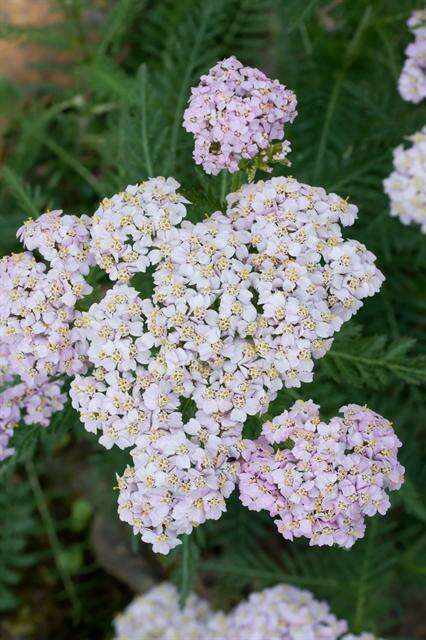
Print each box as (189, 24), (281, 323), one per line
(0, 0), (62, 83)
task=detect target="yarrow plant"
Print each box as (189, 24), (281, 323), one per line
(0, 57), (404, 555)
(113, 581), (382, 640)
(384, 127), (426, 233)
(398, 8), (426, 103)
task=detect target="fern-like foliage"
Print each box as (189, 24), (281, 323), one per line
(321, 325), (426, 388)
(0, 479), (36, 610)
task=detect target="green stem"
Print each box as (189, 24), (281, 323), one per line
(179, 534), (190, 608)
(25, 459), (82, 619)
(353, 518), (377, 631)
(219, 172), (228, 207)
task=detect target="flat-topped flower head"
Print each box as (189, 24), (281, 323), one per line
(183, 56), (297, 175)
(239, 400), (404, 548)
(399, 8), (426, 103)
(114, 583), (212, 640)
(384, 127), (426, 233)
(113, 581), (382, 640)
(0, 252), (90, 386)
(151, 176), (383, 396)
(208, 583), (348, 640)
(0, 378), (66, 461)
(70, 173), (385, 553)
(90, 177), (189, 281)
(17, 210), (95, 274)
(116, 410), (241, 554)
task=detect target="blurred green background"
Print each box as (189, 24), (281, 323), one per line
(0, 1), (426, 638)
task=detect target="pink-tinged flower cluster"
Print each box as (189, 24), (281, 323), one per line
(0, 252), (90, 386)
(183, 56), (297, 175)
(0, 211), (94, 456)
(0, 379), (66, 460)
(70, 284), (159, 449)
(117, 412), (240, 554)
(113, 583), (213, 640)
(113, 581), (383, 640)
(383, 127), (426, 233)
(17, 210), (95, 274)
(239, 400), (404, 548)
(73, 176), (384, 454)
(90, 177), (189, 282)
(70, 283), (242, 553)
(398, 9), (426, 103)
(207, 584), (348, 640)
(0, 366), (17, 461)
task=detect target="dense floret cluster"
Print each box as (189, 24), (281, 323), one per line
(0, 252), (90, 385)
(239, 400), (404, 548)
(17, 209), (94, 274)
(151, 176), (384, 402)
(90, 177), (189, 282)
(116, 418), (240, 553)
(384, 127), (426, 233)
(398, 9), (426, 103)
(113, 583), (212, 640)
(0, 379), (66, 460)
(0, 215), (94, 459)
(113, 582), (382, 640)
(183, 56), (297, 175)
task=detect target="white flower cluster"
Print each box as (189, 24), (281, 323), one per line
(0, 210), (95, 459)
(113, 582), (383, 640)
(69, 174), (385, 553)
(70, 284), (157, 449)
(117, 418), (239, 553)
(17, 209), (95, 275)
(90, 177), (189, 282)
(113, 583), (212, 640)
(398, 9), (426, 103)
(0, 59), (400, 564)
(0, 251), (90, 386)
(70, 279), (242, 553)
(152, 175), (383, 402)
(384, 127), (426, 233)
